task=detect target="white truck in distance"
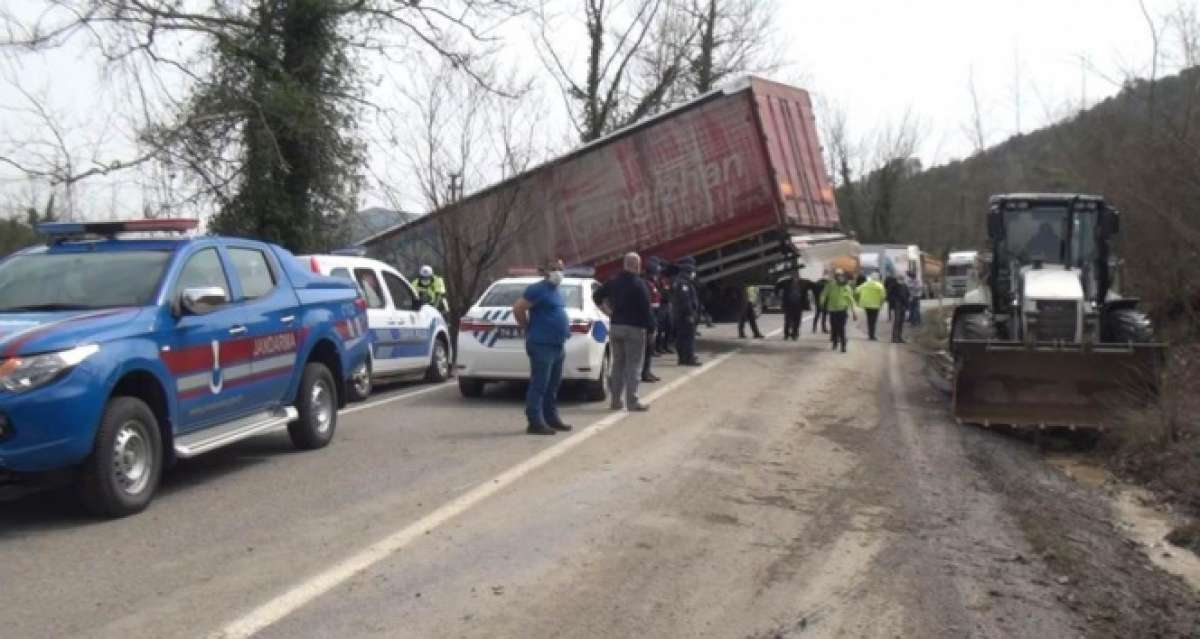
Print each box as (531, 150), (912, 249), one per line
(944, 251), (979, 297)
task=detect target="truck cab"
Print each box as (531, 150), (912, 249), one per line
(0, 220), (371, 516)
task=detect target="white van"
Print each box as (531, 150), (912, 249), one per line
(301, 253), (452, 400)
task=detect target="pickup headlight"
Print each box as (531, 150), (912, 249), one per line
(0, 344), (99, 393)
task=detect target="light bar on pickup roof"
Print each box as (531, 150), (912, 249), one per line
(36, 219), (199, 237)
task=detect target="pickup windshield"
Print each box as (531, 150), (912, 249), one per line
(0, 250), (172, 312)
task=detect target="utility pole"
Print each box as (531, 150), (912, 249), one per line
(448, 172), (463, 203)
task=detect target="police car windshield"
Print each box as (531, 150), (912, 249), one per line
(481, 282), (583, 308)
(0, 250), (171, 312)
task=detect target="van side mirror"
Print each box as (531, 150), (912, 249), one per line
(180, 286), (228, 315)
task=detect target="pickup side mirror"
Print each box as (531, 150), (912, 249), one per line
(180, 286), (228, 315)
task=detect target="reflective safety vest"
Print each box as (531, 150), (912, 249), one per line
(414, 275), (447, 309)
(744, 285), (759, 305)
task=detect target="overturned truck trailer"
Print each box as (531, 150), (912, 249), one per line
(361, 77), (847, 319)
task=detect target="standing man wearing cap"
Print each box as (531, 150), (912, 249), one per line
(512, 259), (573, 436)
(670, 257), (702, 366)
(594, 253), (654, 411)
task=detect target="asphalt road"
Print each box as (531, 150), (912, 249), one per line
(1, 311), (1082, 638)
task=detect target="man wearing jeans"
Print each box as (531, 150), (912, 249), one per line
(593, 253), (654, 412)
(513, 259), (572, 436)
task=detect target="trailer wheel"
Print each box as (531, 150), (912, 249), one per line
(1103, 308), (1154, 344)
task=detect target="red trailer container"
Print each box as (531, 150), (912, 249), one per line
(363, 77), (843, 317)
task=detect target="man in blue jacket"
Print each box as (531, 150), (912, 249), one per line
(513, 259), (572, 436)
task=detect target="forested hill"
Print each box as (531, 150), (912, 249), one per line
(836, 65), (1200, 315)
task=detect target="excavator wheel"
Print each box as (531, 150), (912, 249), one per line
(951, 309), (994, 345)
(1103, 308), (1154, 344)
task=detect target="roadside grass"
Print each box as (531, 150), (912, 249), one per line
(913, 304), (951, 354)
(1105, 338), (1200, 520)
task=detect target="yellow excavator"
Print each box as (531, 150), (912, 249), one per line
(949, 194), (1164, 430)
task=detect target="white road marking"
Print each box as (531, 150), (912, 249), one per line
(339, 381), (454, 416)
(212, 335), (768, 639)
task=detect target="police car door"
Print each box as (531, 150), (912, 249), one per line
(352, 267), (395, 374)
(224, 245), (302, 410)
(380, 270), (429, 372)
(164, 246), (254, 432)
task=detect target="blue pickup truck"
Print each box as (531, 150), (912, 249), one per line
(0, 220), (371, 516)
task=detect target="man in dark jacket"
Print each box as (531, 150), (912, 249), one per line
(886, 275), (911, 343)
(670, 256), (702, 366)
(811, 276), (829, 334)
(775, 271), (811, 340)
(594, 252), (654, 411)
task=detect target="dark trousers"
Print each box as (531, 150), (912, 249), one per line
(892, 304), (907, 341)
(738, 302), (762, 337)
(643, 326), (655, 377)
(812, 305), (828, 333)
(525, 342), (564, 425)
(656, 309), (674, 352)
(829, 310), (849, 351)
(783, 305), (804, 339)
(675, 317), (697, 363)
(865, 308), (880, 340)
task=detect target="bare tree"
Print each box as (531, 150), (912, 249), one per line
(0, 0), (524, 232)
(537, 0), (699, 143)
(372, 58), (544, 333)
(963, 66), (988, 154)
(686, 0), (783, 94)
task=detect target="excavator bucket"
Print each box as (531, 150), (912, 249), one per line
(952, 340), (1165, 428)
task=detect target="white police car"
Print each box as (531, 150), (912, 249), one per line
(456, 271), (609, 400)
(302, 252), (452, 400)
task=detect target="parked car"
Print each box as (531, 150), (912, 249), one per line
(455, 273), (609, 400)
(303, 252), (452, 400)
(0, 220), (371, 517)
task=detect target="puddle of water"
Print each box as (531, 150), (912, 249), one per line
(1049, 457), (1200, 592)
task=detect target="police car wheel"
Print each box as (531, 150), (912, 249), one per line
(584, 349), (610, 402)
(348, 360), (372, 402)
(78, 396), (163, 518)
(425, 338), (450, 383)
(289, 363), (337, 450)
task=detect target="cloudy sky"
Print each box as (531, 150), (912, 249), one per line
(0, 0), (1190, 220)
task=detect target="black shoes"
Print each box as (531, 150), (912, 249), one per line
(681, 360), (703, 367)
(642, 374), (661, 383)
(527, 423), (556, 436)
(629, 403), (650, 412)
(549, 421), (573, 432)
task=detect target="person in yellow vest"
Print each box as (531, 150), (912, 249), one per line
(414, 265), (448, 314)
(855, 273), (887, 341)
(819, 269), (858, 353)
(737, 283), (764, 339)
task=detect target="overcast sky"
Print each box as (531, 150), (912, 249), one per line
(0, 0), (1190, 220)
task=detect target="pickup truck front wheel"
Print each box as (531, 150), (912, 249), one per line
(78, 397), (163, 518)
(289, 363), (337, 450)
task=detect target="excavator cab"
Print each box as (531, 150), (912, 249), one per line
(950, 194), (1163, 429)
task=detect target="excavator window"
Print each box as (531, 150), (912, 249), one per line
(1004, 208), (1067, 264)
